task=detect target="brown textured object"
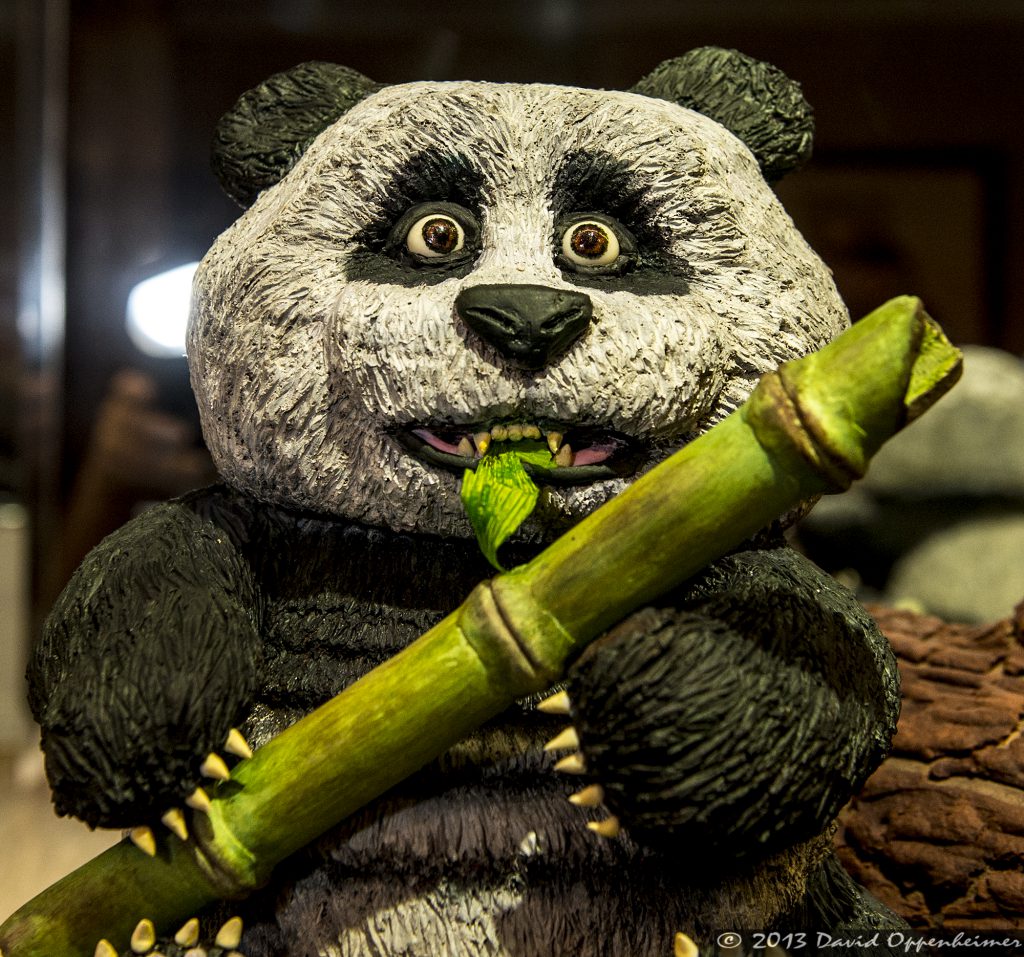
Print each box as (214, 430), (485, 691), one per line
(837, 598), (1024, 928)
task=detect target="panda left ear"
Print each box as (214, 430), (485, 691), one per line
(213, 61), (383, 208)
(631, 47), (813, 182)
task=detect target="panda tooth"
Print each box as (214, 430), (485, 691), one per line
(546, 431), (563, 454)
(473, 432), (491, 456)
(554, 443), (574, 467)
(523, 424), (541, 439)
(457, 436), (475, 457)
(95, 940), (118, 957)
(507, 424), (524, 441)
(490, 424), (508, 441)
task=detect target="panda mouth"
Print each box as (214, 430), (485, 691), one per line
(393, 420), (642, 486)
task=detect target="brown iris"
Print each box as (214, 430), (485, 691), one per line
(570, 223), (610, 260)
(421, 218), (461, 255)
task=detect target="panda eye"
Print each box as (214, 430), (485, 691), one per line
(560, 220), (620, 266)
(554, 213), (637, 276)
(407, 214), (465, 258)
(384, 202), (480, 270)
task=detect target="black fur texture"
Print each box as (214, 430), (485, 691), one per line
(212, 61), (382, 208)
(28, 502), (262, 828)
(28, 486), (517, 828)
(568, 546), (900, 863)
(631, 46), (814, 181)
(29, 486), (902, 952)
(214, 48), (812, 211)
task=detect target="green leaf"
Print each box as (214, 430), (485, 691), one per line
(460, 453), (541, 570)
(505, 446), (557, 469)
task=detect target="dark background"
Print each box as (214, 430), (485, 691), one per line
(4, 0), (1024, 622)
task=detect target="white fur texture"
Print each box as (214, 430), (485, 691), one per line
(189, 81), (847, 539)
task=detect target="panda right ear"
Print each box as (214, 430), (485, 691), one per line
(212, 62), (383, 208)
(631, 47), (813, 183)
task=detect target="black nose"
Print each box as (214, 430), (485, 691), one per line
(455, 284), (594, 370)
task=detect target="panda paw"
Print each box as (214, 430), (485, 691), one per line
(543, 605), (745, 848)
(539, 689), (622, 840)
(94, 915), (246, 957)
(127, 729), (253, 857)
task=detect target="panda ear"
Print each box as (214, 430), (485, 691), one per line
(213, 61), (383, 208)
(631, 47), (813, 182)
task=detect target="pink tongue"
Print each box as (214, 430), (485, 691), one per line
(412, 428), (461, 456)
(572, 444), (615, 466)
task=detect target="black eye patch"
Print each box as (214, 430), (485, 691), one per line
(551, 150), (656, 231)
(550, 149), (692, 295)
(347, 148), (485, 286)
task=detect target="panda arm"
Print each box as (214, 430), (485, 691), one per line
(27, 495), (262, 829)
(565, 545), (900, 862)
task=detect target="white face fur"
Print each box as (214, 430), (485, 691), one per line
(189, 80), (848, 541)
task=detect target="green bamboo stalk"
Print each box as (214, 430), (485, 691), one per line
(0, 296), (961, 957)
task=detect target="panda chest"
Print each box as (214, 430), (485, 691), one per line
(248, 522), (494, 711)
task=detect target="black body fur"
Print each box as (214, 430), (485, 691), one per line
(29, 486), (901, 953)
(570, 547), (899, 862)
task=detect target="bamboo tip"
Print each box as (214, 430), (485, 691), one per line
(755, 296), (962, 491)
(903, 313), (963, 423)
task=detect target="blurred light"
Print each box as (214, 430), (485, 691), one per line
(126, 261), (199, 357)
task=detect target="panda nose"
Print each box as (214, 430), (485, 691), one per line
(455, 283), (594, 371)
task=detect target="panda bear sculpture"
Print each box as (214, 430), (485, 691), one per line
(28, 48), (904, 956)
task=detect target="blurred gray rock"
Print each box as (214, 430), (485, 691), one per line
(886, 515), (1024, 623)
(798, 346), (1024, 623)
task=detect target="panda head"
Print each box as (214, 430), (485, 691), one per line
(189, 48), (848, 541)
